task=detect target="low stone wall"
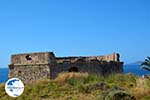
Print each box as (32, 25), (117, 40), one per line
(56, 53), (120, 63)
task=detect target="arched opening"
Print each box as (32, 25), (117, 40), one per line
(68, 67), (78, 72)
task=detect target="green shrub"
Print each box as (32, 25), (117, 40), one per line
(96, 84), (135, 100)
(76, 84), (89, 93)
(82, 74), (104, 84)
(67, 77), (78, 86)
(105, 90), (136, 100)
(141, 96), (150, 100)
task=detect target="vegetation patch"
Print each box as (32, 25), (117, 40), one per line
(0, 72), (150, 100)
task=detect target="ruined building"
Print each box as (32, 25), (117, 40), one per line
(8, 52), (123, 83)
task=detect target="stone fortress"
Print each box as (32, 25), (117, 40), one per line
(8, 52), (123, 83)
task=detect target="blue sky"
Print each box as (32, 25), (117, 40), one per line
(0, 0), (149, 67)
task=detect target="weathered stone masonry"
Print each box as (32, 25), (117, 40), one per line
(8, 52), (123, 83)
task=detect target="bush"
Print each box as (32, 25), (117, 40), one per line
(76, 84), (88, 93)
(96, 90), (136, 100)
(141, 96), (150, 100)
(105, 90), (136, 100)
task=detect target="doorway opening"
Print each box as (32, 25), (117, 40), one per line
(68, 67), (78, 72)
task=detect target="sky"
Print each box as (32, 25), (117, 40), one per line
(0, 0), (149, 67)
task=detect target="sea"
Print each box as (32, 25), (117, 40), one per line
(0, 68), (8, 84)
(0, 64), (150, 84)
(124, 64), (150, 76)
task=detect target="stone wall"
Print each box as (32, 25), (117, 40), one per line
(50, 61), (123, 79)
(9, 52), (55, 83)
(11, 52), (56, 65)
(9, 64), (50, 83)
(56, 53), (120, 63)
(8, 52), (123, 83)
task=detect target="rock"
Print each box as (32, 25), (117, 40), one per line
(142, 75), (150, 79)
(86, 82), (109, 93)
(94, 82), (109, 90)
(105, 90), (136, 100)
(96, 86), (136, 100)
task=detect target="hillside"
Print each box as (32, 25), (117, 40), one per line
(0, 72), (150, 100)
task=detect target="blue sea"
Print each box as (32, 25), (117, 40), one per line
(0, 64), (150, 84)
(124, 64), (150, 76)
(0, 68), (8, 84)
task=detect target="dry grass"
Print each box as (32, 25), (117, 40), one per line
(55, 72), (89, 82)
(36, 78), (51, 84)
(130, 78), (150, 100)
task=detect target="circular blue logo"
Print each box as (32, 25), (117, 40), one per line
(5, 78), (24, 97)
